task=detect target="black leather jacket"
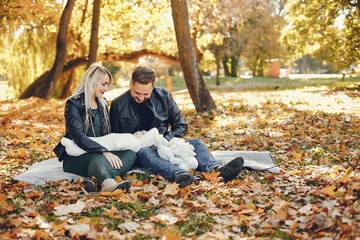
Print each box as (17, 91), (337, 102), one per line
(53, 92), (110, 161)
(110, 87), (187, 140)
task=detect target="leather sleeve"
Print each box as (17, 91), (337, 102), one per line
(163, 91), (188, 140)
(109, 101), (121, 133)
(64, 100), (109, 153)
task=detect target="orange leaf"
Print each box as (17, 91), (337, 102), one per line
(201, 171), (221, 183)
(52, 222), (67, 231)
(290, 221), (298, 233)
(272, 209), (287, 221)
(257, 208), (265, 214)
(162, 229), (182, 240)
(340, 167), (353, 184)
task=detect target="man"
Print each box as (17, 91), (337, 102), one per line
(110, 66), (243, 187)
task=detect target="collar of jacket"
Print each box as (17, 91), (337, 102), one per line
(73, 92), (110, 136)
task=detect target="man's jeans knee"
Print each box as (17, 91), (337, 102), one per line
(186, 138), (220, 172)
(137, 147), (186, 181)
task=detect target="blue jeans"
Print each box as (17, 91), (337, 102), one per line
(136, 139), (221, 181)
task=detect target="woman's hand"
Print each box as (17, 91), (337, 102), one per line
(102, 152), (123, 169)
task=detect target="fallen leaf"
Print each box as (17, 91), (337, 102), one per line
(54, 200), (86, 216)
(163, 183), (179, 195)
(34, 215), (51, 229)
(201, 171), (221, 183)
(65, 223), (90, 237)
(162, 229), (182, 240)
(323, 185), (336, 196)
(119, 221), (141, 232)
(152, 212), (179, 225)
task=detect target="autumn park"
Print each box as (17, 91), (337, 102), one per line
(1, 0), (360, 239)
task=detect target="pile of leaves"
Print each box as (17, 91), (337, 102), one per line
(0, 88), (359, 239)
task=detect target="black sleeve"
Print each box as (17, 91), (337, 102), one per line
(109, 100), (121, 133)
(164, 92), (188, 140)
(65, 100), (109, 153)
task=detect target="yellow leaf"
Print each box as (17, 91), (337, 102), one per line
(52, 222), (67, 231)
(115, 176), (123, 183)
(323, 185), (336, 196)
(99, 189), (127, 196)
(104, 207), (118, 218)
(246, 202), (257, 210)
(340, 167), (353, 184)
(76, 217), (91, 224)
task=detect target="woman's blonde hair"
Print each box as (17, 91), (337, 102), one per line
(70, 63), (113, 134)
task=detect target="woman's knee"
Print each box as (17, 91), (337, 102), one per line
(124, 150), (136, 161)
(88, 155), (109, 169)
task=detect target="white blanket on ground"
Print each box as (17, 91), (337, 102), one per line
(12, 151), (279, 186)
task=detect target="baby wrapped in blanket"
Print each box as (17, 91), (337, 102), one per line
(61, 128), (198, 171)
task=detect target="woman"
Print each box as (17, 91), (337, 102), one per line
(53, 63), (136, 192)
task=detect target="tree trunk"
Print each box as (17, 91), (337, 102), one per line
(215, 47), (221, 86)
(191, 30), (203, 62)
(230, 56), (238, 77)
(259, 58), (264, 77)
(222, 57), (230, 76)
(170, 0), (216, 112)
(87, 0), (100, 68)
(60, 69), (76, 99)
(216, 55), (220, 86)
(20, 0), (76, 99)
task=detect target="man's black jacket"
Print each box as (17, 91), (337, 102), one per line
(110, 87), (187, 140)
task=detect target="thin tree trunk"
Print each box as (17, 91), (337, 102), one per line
(259, 58), (264, 77)
(60, 69), (76, 98)
(230, 56), (238, 77)
(215, 53), (220, 86)
(60, 0), (88, 97)
(87, 0), (100, 68)
(170, 0), (216, 112)
(222, 57), (230, 76)
(20, 0), (76, 99)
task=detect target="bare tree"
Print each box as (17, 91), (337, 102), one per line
(170, 0), (216, 112)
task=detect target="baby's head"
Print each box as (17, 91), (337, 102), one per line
(133, 131), (146, 139)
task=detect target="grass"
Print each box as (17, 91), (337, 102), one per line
(155, 76), (360, 92)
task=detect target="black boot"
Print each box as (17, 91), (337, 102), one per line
(216, 157), (244, 182)
(175, 172), (194, 188)
(113, 180), (131, 192)
(101, 179), (131, 192)
(82, 179), (96, 192)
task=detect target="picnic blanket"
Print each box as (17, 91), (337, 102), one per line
(13, 150), (279, 186)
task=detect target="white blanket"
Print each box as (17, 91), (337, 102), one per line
(13, 151), (279, 186)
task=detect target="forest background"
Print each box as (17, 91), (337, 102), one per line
(0, 0), (360, 239)
(1, 0), (359, 102)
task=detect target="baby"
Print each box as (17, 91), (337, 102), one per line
(61, 128), (198, 171)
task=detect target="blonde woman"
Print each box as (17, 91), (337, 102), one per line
(53, 63), (136, 192)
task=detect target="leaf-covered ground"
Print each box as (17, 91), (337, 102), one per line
(0, 87), (359, 239)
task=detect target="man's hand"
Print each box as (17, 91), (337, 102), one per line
(102, 152), (123, 169)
